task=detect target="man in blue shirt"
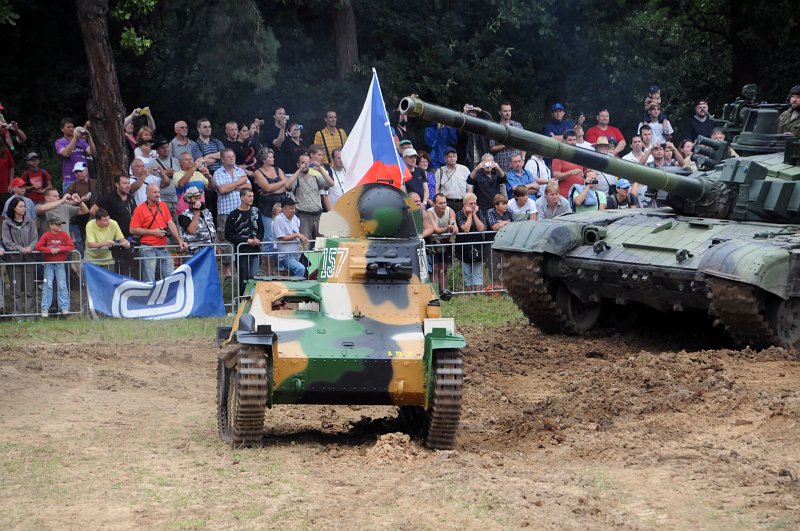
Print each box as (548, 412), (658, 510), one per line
(543, 103), (585, 142)
(424, 123), (457, 168)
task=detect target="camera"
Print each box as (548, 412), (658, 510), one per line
(256, 118), (264, 125)
(284, 115), (290, 123)
(483, 161), (492, 168)
(661, 142), (667, 148)
(465, 104), (474, 111)
(297, 124), (304, 131)
(588, 178), (599, 185)
(76, 127), (86, 134)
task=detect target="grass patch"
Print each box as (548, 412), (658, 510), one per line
(0, 317), (229, 349)
(442, 294), (523, 327)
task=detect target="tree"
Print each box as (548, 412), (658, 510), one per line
(333, 0), (358, 79)
(76, 0), (126, 194)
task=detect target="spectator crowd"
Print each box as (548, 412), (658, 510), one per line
(1, 83), (799, 316)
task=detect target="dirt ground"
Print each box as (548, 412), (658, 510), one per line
(1, 317), (799, 530)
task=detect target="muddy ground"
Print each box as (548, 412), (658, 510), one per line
(1, 318), (799, 529)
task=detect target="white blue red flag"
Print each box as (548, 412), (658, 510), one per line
(85, 247), (225, 319)
(341, 69), (410, 192)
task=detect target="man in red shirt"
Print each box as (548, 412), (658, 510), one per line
(130, 183), (187, 282)
(585, 109), (626, 157)
(552, 130), (586, 197)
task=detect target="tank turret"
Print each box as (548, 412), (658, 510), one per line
(399, 96), (800, 223)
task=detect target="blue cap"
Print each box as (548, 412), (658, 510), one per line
(552, 103), (565, 111)
(444, 146), (457, 154)
(616, 178), (631, 189)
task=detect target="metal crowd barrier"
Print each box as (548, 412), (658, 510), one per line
(0, 250), (85, 321)
(425, 231), (507, 295)
(234, 241), (322, 304)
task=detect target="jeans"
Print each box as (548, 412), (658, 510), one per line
(461, 256), (483, 288)
(8, 262), (36, 316)
(139, 246), (174, 283)
(261, 215), (276, 252)
(278, 256), (306, 278)
(42, 263), (69, 312)
(69, 223), (85, 256)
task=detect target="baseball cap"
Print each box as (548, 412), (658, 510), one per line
(73, 161), (88, 172)
(46, 213), (62, 225)
(399, 139), (412, 146)
(616, 178), (631, 189)
(25, 152), (39, 161)
(183, 186), (201, 198)
(552, 103), (565, 111)
(10, 177), (26, 188)
(444, 146), (457, 155)
(402, 148), (418, 158)
(790, 85), (800, 96)
(281, 197), (297, 206)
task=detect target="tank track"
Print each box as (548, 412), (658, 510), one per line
(217, 345), (268, 447)
(500, 252), (574, 334)
(425, 350), (463, 450)
(707, 277), (778, 348)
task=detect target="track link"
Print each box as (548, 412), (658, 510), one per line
(707, 277), (778, 349)
(425, 350), (463, 450)
(217, 345), (268, 447)
(500, 252), (574, 334)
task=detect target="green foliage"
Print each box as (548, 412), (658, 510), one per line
(0, 0), (18, 25)
(119, 26), (152, 56)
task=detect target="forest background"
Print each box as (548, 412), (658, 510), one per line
(0, 0), (797, 188)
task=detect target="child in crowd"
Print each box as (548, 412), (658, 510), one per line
(643, 85), (670, 126)
(34, 214), (76, 317)
(20, 152), (52, 203)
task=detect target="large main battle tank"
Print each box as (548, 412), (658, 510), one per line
(216, 184), (466, 448)
(399, 96), (800, 349)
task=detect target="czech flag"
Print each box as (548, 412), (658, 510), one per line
(341, 69), (410, 192)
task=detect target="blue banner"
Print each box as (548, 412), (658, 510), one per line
(85, 246), (225, 319)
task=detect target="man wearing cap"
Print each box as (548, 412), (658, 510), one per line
(65, 161), (97, 255)
(129, 183), (188, 282)
(272, 197), (307, 278)
(402, 148), (429, 206)
(398, 139), (414, 153)
(55, 117), (96, 192)
(585, 109), (626, 156)
(173, 152), (214, 212)
(680, 99), (715, 142)
(543, 103), (584, 142)
(778, 85), (800, 137)
(488, 101), (525, 172)
(20, 153), (51, 203)
(606, 179), (639, 209)
(177, 186), (217, 254)
(2, 178), (35, 221)
(313, 110), (348, 165)
(589, 137), (619, 195)
(433, 147), (471, 212)
(169, 120), (197, 160)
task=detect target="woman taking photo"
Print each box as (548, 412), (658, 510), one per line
(280, 122), (307, 174)
(1, 197), (38, 317)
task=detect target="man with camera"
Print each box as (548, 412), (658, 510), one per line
(488, 101), (525, 172)
(129, 183), (187, 282)
(570, 170), (607, 213)
(55, 118), (96, 192)
(265, 106), (289, 171)
(177, 186), (216, 254)
(467, 153), (506, 212)
(291, 151), (333, 243)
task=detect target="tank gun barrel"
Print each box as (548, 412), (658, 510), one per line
(399, 96), (706, 200)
